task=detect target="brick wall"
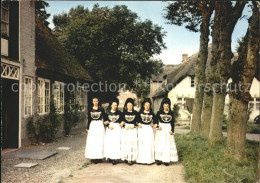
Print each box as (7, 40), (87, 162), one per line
(19, 1), (36, 146)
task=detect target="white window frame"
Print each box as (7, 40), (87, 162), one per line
(1, 2), (9, 37)
(76, 86), (87, 111)
(54, 81), (65, 114)
(37, 78), (50, 115)
(177, 97), (186, 110)
(24, 77), (33, 117)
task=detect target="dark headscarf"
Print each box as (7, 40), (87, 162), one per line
(106, 98), (119, 112)
(123, 98), (134, 112)
(140, 98), (153, 113)
(159, 97), (171, 111)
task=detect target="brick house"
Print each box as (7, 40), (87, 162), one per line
(1, 1), (92, 149)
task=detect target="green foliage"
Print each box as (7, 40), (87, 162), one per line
(26, 114), (44, 143)
(79, 162), (90, 170)
(246, 123), (260, 134)
(26, 96), (61, 143)
(175, 134), (258, 183)
(134, 75), (150, 101)
(35, 1), (50, 27)
(164, 2), (203, 32)
(52, 4), (165, 87)
(173, 104), (180, 121)
(64, 92), (81, 136)
(41, 96), (61, 142)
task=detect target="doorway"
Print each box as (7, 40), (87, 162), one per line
(2, 78), (19, 149)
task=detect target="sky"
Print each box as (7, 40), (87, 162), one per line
(46, 1), (252, 65)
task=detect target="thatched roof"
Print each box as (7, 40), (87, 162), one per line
(151, 51), (199, 98)
(151, 65), (178, 82)
(35, 16), (92, 82)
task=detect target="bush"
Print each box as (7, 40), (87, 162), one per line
(173, 104), (180, 121)
(175, 134), (258, 183)
(63, 91), (83, 136)
(26, 114), (44, 143)
(26, 96), (61, 143)
(64, 103), (81, 136)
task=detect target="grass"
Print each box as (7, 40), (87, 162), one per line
(79, 162), (90, 170)
(175, 134), (259, 183)
(180, 125), (191, 130)
(222, 123), (260, 134)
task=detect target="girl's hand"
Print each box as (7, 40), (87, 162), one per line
(125, 126), (130, 130)
(109, 125), (114, 130)
(119, 122), (125, 128)
(169, 131), (173, 135)
(130, 125), (135, 129)
(153, 124), (158, 129)
(138, 123), (142, 128)
(158, 126), (162, 131)
(104, 121), (109, 125)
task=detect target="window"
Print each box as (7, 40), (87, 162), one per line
(177, 97), (186, 109)
(37, 78), (50, 114)
(1, 2), (9, 36)
(68, 89), (76, 111)
(24, 77), (32, 116)
(249, 101), (254, 110)
(76, 86), (87, 111)
(191, 76), (195, 87)
(256, 98), (260, 110)
(54, 81), (64, 113)
(249, 98), (260, 111)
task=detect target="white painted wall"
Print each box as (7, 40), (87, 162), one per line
(166, 76), (260, 122)
(168, 76), (195, 121)
(225, 77), (260, 122)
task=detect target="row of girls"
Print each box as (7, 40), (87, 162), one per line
(85, 97), (178, 166)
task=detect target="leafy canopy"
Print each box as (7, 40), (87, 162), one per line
(52, 4), (166, 87)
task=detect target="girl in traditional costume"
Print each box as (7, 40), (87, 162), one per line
(120, 98), (139, 165)
(103, 98), (124, 165)
(85, 96), (109, 164)
(154, 98), (178, 166)
(136, 98), (156, 164)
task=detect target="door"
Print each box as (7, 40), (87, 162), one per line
(2, 78), (19, 149)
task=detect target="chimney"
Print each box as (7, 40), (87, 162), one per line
(182, 54), (188, 62)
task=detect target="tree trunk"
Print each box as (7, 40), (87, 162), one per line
(226, 2), (259, 160)
(209, 92), (226, 144)
(200, 91), (213, 137)
(226, 97), (248, 160)
(191, 4), (213, 134)
(208, 2), (246, 145)
(258, 144), (260, 182)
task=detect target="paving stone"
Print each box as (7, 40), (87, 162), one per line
(57, 147), (71, 150)
(3, 150), (57, 160)
(14, 163), (38, 168)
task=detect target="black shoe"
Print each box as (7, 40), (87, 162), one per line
(128, 161), (133, 166)
(112, 160), (117, 165)
(156, 161), (162, 165)
(164, 163), (169, 166)
(91, 159), (98, 164)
